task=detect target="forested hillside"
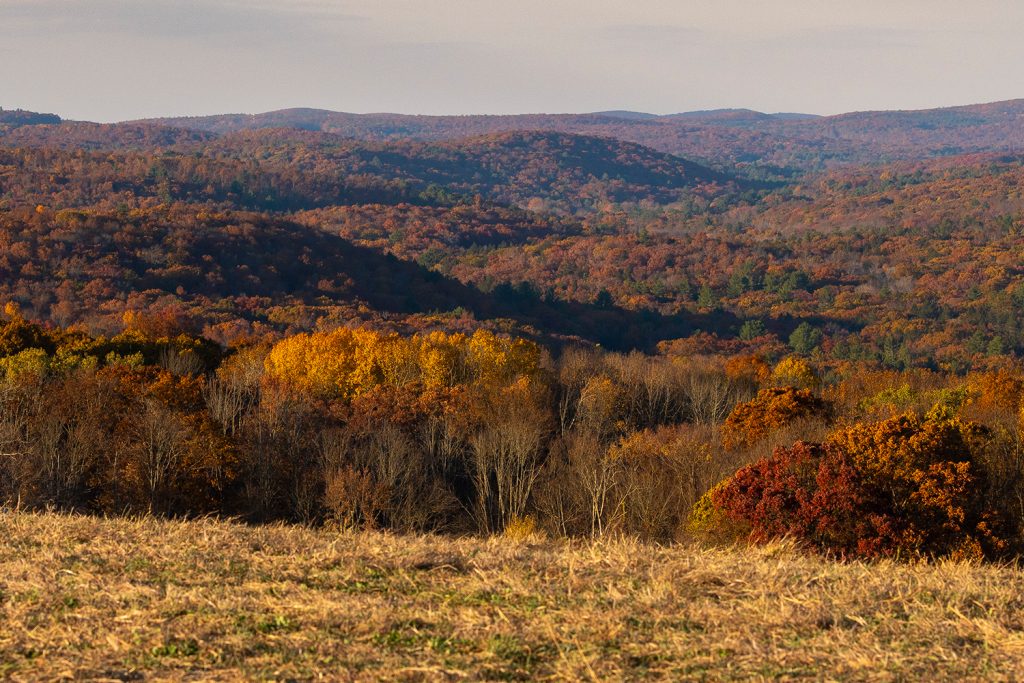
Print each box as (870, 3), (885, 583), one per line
(2, 101), (1024, 563)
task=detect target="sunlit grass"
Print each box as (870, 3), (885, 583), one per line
(2, 510), (1024, 679)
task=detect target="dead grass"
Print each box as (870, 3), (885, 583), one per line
(2, 511), (1024, 680)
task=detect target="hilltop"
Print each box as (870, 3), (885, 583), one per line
(0, 109), (61, 128)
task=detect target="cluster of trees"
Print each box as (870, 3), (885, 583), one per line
(0, 109), (62, 129)
(704, 409), (1017, 561)
(0, 309), (742, 534)
(3, 306), (1024, 560)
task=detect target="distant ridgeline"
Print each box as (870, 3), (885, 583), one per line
(0, 108), (62, 127)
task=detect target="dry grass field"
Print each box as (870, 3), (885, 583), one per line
(3, 511), (1024, 680)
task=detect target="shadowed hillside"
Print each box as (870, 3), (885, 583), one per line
(0, 204), (741, 350)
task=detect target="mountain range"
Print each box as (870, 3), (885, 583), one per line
(134, 99), (1024, 173)
(8, 98), (1024, 178)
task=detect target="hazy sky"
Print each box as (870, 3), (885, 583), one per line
(3, 0), (1023, 121)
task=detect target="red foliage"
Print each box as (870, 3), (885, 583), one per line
(714, 415), (1010, 560)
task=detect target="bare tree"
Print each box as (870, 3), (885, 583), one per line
(418, 411), (467, 482)
(566, 430), (616, 536)
(204, 376), (258, 437)
(29, 375), (110, 509)
(0, 380), (33, 505)
(555, 346), (601, 435)
(158, 347), (205, 376)
(124, 399), (189, 515)
(320, 421), (457, 532)
(240, 407), (283, 521)
(680, 361), (751, 426)
(470, 415), (546, 533)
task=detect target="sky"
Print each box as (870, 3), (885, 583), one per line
(3, 0), (1023, 122)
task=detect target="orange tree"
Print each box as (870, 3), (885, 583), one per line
(721, 386), (833, 449)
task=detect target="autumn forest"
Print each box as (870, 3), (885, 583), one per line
(4, 100), (1024, 562)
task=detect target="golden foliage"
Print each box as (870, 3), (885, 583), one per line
(770, 356), (820, 389)
(503, 515), (543, 541)
(576, 374), (622, 434)
(264, 327), (542, 401)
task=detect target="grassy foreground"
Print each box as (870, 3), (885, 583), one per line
(2, 514), (1024, 681)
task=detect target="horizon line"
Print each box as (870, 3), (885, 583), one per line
(4, 95), (1024, 126)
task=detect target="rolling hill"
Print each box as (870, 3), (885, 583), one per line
(1, 126), (745, 214)
(0, 121), (217, 150)
(140, 98), (1024, 174)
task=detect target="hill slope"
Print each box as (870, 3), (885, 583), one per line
(200, 128), (743, 211)
(1, 127), (742, 213)
(0, 203), (727, 349)
(0, 121), (216, 150)
(2, 511), (1023, 680)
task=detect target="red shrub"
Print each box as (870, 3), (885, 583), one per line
(713, 414), (1010, 560)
